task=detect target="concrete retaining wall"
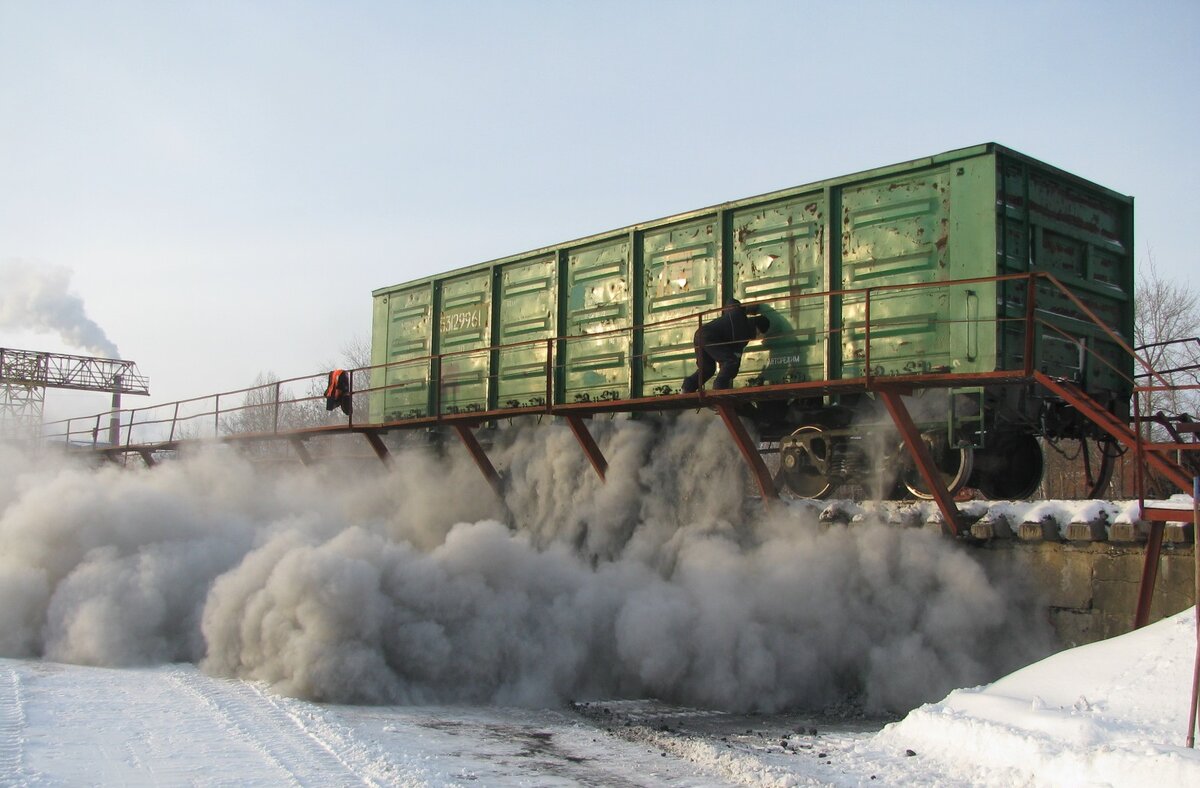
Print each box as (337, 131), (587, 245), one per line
(973, 540), (1195, 647)
(808, 498), (1196, 649)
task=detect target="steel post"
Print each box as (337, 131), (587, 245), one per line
(1188, 476), (1200, 748)
(878, 388), (963, 536)
(109, 374), (122, 446)
(288, 437), (313, 467)
(714, 402), (779, 506)
(1023, 274), (1036, 376)
(363, 431), (391, 466)
(453, 423), (505, 499)
(1133, 520), (1165, 629)
(566, 414), (607, 481)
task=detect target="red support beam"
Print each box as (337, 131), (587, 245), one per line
(565, 415), (607, 481)
(878, 389), (963, 536)
(362, 431), (391, 466)
(452, 423), (505, 500)
(1134, 520), (1165, 629)
(714, 402), (779, 506)
(288, 437), (313, 467)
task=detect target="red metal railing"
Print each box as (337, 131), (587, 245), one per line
(39, 271), (1196, 500)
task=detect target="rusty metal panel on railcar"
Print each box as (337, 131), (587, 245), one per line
(372, 283), (434, 421)
(730, 195), (827, 387)
(561, 237), (632, 403)
(838, 158), (997, 380)
(641, 219), (721, 395)
(437, 270), (491, 415)
(495, 255), (556, 409)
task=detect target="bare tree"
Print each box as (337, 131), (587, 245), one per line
(1134, 258), (1200, 431)
(340, 334), (371, 369)
(220, 371), (327, 456)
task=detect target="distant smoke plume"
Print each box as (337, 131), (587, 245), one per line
(0, 259), (120, 357)
(0, 414), (1055, 714)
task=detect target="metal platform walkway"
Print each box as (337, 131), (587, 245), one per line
(37, 272), (1199, 629)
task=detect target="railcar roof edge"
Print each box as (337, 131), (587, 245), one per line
(371, 141), (1134, 297)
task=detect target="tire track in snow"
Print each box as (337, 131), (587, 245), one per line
(166, 667), (386, 786)
(0, 665), (29, 784)
(241, 682), (434, 787)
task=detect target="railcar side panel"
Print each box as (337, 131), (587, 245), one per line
(560, 237), (633, 403)
(373, 283), (434, 421)
(640, 218), (721, 396)
(730, 195), (827, 387)
(838, 162), (997, 380)
(495, 255), (556, 409)
(437, 270), (491, 415)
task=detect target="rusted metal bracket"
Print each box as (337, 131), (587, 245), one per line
(362, 431), (391, 466)
(136, 449), (157, 468)
(565, 415), (607, 481)
(452, 423), (505, 499)
(714, 402), (779, 506)
(288, 437), (313, 467)
(878, 389), (963, 536)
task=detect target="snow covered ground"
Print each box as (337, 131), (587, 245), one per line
(2, 607), (1199, 786)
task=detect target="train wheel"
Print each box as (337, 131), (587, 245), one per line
(972, 433), (1045, 500)
(779, 425), (835, 498)
(900, 436), (974, 500)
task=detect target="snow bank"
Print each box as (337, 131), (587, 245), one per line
(875, 607), (1200, 786)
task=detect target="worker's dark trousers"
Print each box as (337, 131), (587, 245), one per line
(681, 331), (741, 393)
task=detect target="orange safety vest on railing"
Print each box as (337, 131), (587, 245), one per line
(325, 369), (352, 415)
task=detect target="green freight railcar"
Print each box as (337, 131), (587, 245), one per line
(371, 143), (1134, 497)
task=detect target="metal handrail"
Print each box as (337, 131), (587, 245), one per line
(43, 271), (1184, 462)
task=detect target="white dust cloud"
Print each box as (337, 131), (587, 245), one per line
(0, 414), (1054, 714)
(0, 259), (120, 357)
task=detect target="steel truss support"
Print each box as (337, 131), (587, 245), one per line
(362, 431), (391, 466)
(1133, 520), (1166, 629)
(878, 389), (964, 536)
(714, 402), (779, 506)
(288, 437), (313, 467)
(565, 415), (607, 481)
(452, 423), (505, 499)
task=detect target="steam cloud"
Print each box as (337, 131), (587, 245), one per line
(0, 414), (1054, 714)
(0, 259), (120, 357)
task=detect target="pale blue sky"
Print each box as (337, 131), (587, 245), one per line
(2, 0), (1197, 421)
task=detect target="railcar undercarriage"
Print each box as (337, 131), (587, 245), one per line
(756, 389), (1121, 502)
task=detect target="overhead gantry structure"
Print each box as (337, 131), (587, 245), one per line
(0, 347), (150, 443)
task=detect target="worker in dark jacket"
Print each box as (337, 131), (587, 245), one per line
(681, 299), (770, 393)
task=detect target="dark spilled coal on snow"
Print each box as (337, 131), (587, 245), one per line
(570, 698), (898, 778)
